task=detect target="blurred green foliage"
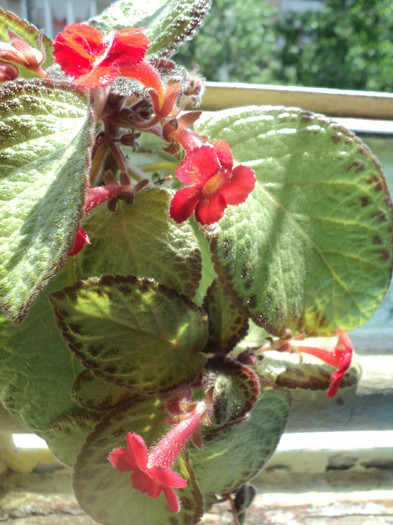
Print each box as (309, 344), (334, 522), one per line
(175, 0), (278, 83)
(176, 0), (393, 91)
(275, 0), (393, 90)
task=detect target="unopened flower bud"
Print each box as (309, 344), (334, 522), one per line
(0, 30), (47, 77)
(0, 60), (18, 82)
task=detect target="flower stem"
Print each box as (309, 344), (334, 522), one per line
(140, 161), (179, 172)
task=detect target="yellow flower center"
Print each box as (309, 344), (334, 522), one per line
(202, 170), (229, 197)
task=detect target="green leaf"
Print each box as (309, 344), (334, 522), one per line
(203, 278), (248, 353)
(232, 320), (270, 354)
(44, 410), (102, 466)
(50, 275), (208, 393)
(0, 267), (83, 433)
(190, 384), (291, 495)
(189, 218), (217, 306)
(0, 9), (54, 76)
(89, 0), (212, 58)
(196, 106), (393, 335)
(0, 79), (93, 323)
(203, 357), (260, 426)
(73, 398), (203, 525)
(71, 369), (141, 412)
(78, 189), (201, 299)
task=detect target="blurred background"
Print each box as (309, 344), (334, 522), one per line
(1, 0), (393, 91)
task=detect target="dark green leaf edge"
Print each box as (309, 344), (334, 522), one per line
(71, 369), (143, 412)
(44, 410), (102, 466)
(50, 274), (208, 392)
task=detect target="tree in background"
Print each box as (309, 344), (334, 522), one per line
(274, 0), (393, 90)
(176, 0), (277, 83)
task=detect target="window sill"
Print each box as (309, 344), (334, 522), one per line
(201, 82), (393, 120)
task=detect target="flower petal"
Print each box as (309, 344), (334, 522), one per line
(220, 165), (256, 205)
(53, 24), (104, 76)
(176, 145), (220, 185)
(327, 369), (345, 398)
(213, 140), (233, 170)
(336, 328), (353, 352)
(67, 228), (91, 256)
(195, 192), (227, 225)
(162, 486), (180, 513)
(108, 447), (137, 472)
(131, 469), (161, 498)
(169, 185), (202, 223)
(108, 28), (149, 67)
(71, 66), (119, 88)
(126, 433), (149, 469)
(149, 465), (187, 489)
(53, 24), (148, 88)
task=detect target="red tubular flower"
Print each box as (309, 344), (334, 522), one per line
(269, 329), (353, 398)
(108, 401), (208, 512)
(67, 227), (91, 256)
(53, 24), (149, 88)
(169, 141), (256, 225)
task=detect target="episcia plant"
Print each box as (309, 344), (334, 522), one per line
(0, 1), (392, 524)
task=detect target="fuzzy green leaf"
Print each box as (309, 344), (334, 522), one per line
(203, 357), (260, 426)
(78, 189), (201, 299)
(190, 384), (291, 495)
(0, 79), (93, 323)
(203, 278), (248, 353)
(89, 0), (212, 58)
(73, 398), (203, 525)
(50, 275), (207, 393)
(71, 369), (141, 412)
(44, 410), (102, 466)
(197, 106), (393, 335)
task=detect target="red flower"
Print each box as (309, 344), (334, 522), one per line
(108, 401), (208, 512)
(326, 329), (353, 397)
(170, 141), (256, 225)
(67, 227), (91, 256)
(53, 24), (149, 88)
(267, 329), (353, 398)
